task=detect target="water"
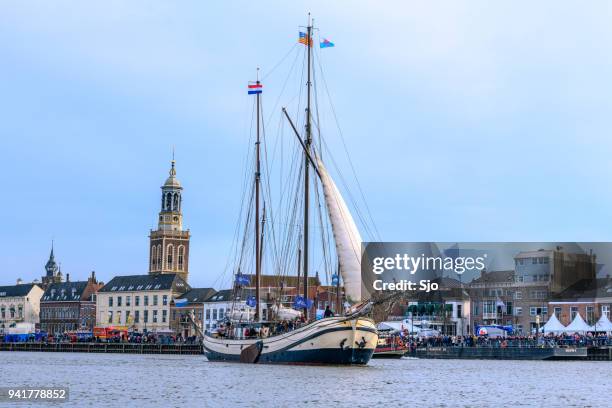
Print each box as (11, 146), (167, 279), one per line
(1, 352), (610, 407)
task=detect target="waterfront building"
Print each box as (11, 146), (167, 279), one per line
(549, 276), (612, 327)
(468, 270), (525, 332)
(468, 269), (552, 334)
(514, 248), (597, 294)
(39, 271), (103, 334)
(171, 287), (217, 338)
(41, 243), (63, 288)
(149, 159), (190, 283)
(0, 282), (44, 334)
(96, 274), (190, 333)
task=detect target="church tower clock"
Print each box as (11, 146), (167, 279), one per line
(149, 159), (190, 282)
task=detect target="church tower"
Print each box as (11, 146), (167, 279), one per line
(149, 159), (190, 282)
(42, 242), (63, 287)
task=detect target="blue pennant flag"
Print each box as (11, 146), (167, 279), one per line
(246, 296), (257, 308)
(235, 274), (250, 286)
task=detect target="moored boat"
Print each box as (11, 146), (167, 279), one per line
(202, 16), (378, 365)
(373, 331), (409, 359)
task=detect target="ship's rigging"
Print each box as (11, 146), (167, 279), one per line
(218, 18), (379, 320)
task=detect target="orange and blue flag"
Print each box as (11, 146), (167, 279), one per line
(248, 83), (262, 95)
(298, 32), (312, 47)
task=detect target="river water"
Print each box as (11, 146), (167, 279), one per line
(1, 352), (610, 407)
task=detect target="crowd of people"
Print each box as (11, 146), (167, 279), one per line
(0, 332), (202, 345)
(401, 332), (611, 349)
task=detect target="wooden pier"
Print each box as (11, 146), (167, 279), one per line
(0, 342), (203, 355)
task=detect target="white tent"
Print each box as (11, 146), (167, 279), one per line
(593, 314), (612, 333)
(541, 314), (566, 334)
(377, 321), (403, 332)
(564, 313), (594, 333)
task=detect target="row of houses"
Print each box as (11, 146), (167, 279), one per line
(387, 249), (612, 336)
(0, 268), (336, 337)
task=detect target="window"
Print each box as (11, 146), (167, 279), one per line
(144, 296), (149, 306)
(603, 305), (610, 319)
(109, 297), (113, 307)
(530, 290), (547, 299)
(0, 306), (4, 319)
(213, 309), (218, 320)
(126, 296), (131, 307)
(178, 246), (185, 271)
(515, 307), (522, 316)
(206, 309), (211, 320)
(586, 306), (594, 324)
(531, 306), (547, 316)
(151, 245), (157, 270)
(532, 257), (537, 264)
(162, 295), (168, 306)
(167, 245), (174, 269)
(125, 311), (130, 323)
(135, 310), (140, 323)
(117, 296), (122, 307)
(108, 311), (113, 323)
(570, 306), (578, 320)
(135, 296), (140, 306)
(18, 305), (23, 318)
(153, 295), (158, 306)
(162, 310), (167, 323)
(219, 308), (225, 319)
(554, 307), (562, 318)
(505, 302), (513, 316)
(153, 310), (158, 323)
(144, 310), (149, 323)
(157, 245), (162, 268)
(483, 300), (495, 315)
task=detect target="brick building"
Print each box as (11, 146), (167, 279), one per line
(40, 271), (103, 334)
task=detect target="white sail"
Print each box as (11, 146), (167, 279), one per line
(316, 157), (363, 303)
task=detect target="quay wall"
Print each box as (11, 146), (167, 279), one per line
(0, 342), (203, 355)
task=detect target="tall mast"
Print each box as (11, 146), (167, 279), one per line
(255, 68), (262, 322)
(303, 18), (313, 319)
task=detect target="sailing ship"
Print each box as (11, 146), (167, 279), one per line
(202, 19), (378, 365)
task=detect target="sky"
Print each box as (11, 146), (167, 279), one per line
(1, 1), (612, 289)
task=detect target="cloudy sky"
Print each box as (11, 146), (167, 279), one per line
(1, 1), (611, 288)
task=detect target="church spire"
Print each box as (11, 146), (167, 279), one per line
(43, 241), (62, 286)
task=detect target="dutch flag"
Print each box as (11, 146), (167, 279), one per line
(248, 83), (262, 95)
